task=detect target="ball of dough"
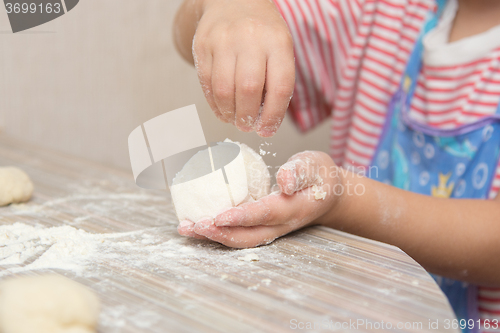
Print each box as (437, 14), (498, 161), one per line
(172, 139), (270, 222)
(0, 275), (100, 333)
(0, 167), (34, 207)
(228, 139), (270, 201)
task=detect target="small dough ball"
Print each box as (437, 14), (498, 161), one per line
(0, 275), (100, 333)
(0, 167), (34, 207)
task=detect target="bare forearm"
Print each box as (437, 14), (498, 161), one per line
(320, 169), (500, 286)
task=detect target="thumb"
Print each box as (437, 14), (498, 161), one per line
(276, 151), (326, 195)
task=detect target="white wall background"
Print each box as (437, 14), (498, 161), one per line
(0, 0), (330, 174)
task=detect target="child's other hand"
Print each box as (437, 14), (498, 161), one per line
(193, 0), (295, 137)
(177, 152), (342, 248)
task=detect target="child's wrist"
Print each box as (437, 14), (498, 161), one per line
(317, 166), (358, 229)
(313, 165), (345, 227)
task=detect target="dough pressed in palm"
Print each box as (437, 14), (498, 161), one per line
(171, 139), (270, 222)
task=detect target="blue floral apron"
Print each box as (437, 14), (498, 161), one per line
(369, 0), (500, 330)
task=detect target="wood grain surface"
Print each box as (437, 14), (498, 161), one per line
(0, 136), (458, 333)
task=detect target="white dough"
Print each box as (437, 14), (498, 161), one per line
(0, 167), (34, 207)
(232, 139), (271, 201)
(171, 139), (270, 223)
(0, 275), (100, 333)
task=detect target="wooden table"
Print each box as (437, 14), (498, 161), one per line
(0, 136), (458, 333)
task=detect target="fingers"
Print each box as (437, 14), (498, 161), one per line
(255, 39), (295, 137)
(214, 187), (328, 228)
(178, 215), (291, 248)
(215, 193), (289, 227)
(277, 152), (326, 195)
(177, 220), (210, 240)
(179, 151), (338, 249)
(211, 52), (237, 123)
(194, 219), (293, 248)
(194, 29), (294, 135)
(234, 53), (266, 132)
(194, 32), (293, 135)
(193, 36), (224, 121)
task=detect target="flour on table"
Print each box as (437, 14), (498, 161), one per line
(0, 222), (262, 277)
(0, 222), (105, 274)
(237, 253), (260, 262)
(0, 167), (34, 206)
(0, 220), (290, 331)
(261, 278), (272, 286)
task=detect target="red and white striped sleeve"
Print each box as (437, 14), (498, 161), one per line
(273, 0), (366, 132)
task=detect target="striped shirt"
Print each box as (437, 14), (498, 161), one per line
(273, 0), (500, 325)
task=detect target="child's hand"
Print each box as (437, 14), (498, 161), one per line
(177, 151), (343, 248)
(193, 0), (295, 137)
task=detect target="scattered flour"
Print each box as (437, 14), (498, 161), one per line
(0, 223), (139, 275)
(259, 142), (276, 157)
(0, 223), (264, 278)
(0, 223), (167, 276)
(128, 310), (162, 329)
(99, 305), (127, 329)
(278, 288), (304, 301)
(237, 253), (260, 262)
(0, 222), (271, 329)
(261, 278), (272, 286)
